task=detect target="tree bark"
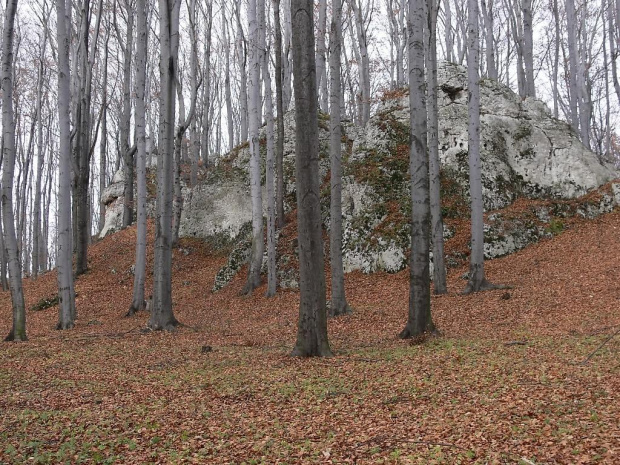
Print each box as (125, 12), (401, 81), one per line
(128, 0), (148, 316)
(120, 1), (135, 229)
(56, 0), (77, 330)
(522, 0), (535, 97)
(244, 0), (265, 294)
(150, 0), (181, 331)
(290, 0), (333, 357)
(274, 0), (286, 229)
(463, 0), (497, 294)
(316, 0), (329, 112)
(400, 0), (434, 339)
(427, 0), (447, 294)
(2, 0), (27, 341)
(329, 0), (351, 318)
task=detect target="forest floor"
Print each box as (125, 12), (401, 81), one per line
(0, 209), (619, 464)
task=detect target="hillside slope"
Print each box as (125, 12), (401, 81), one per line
(0, 210), (619, 463)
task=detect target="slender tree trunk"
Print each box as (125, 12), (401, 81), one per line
(316, 0), (329, 112)
(32, 29), (48, 279)
(481, 0), (497, 79)
(552, 0), (560, 118)
(329, 0), (351, 318)
(400, 0), (434, 338)
(290, 0), (333, 357)
(150, 0), (181, 331)
(121, 3), (135, 228)
(128, 0), (148, 316)
(463, 0), (498, 294)
(274, 0), (286, 229)
(99, 38), (109, 233)
(56, 0), (77, 330)
(236, 5), (249, 144)
(2, 0), (26, 341)
(351, 0), (371, 126)
(244, 0), (265, 294)
(223, 7), (234, 152)
(445, 0), (454, 62)
(427, 0), (447, 294)
(608, 0), (620, 106)
(522, 0), (535, 97)
(263, 11), (277, 297)
(566, 0), (581, 134)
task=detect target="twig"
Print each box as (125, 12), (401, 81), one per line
(520, 458), (537, 465)
(504, 341), (528, 346)
(400, 439), (469, 451)
(580, 326), (620, 365)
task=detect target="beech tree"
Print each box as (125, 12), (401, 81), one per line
(244, 0), (265, 294)
(427, 0), (447, 294)
(291, 0), (332, 357)
(56, 0), (77, 330)
(128, 0), (148, 316)
(274, 0), (286, 229)
(150, 0), (181, 331)
(2, 0), (26, 341)
(400, 0), (435, 338)
(329, 0), (352, 317)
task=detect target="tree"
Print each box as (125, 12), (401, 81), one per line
(2, 0), (26, 341)
(56, 0), (77, 330)
(149, 0), (181, 331)
(463, 0), (501, 294)
(274, 0), (286, 229)
(329, 0), (351, 317)
(400, 0), (435, 338)
(427, 0), (447, 294)
(262, 0), (277, 297)
(244, 0), (265, 294)
(128, 0), (148, 316)
(290, 0), (333, 357)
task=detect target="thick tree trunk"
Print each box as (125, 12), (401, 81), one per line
(128, 0), (148, 316)
(274, 0), (286, 229)
(290, 0), (333, 357)
(400, 0), (434, 339)
(56, 0), (77, 330)
(608, 0), (620, 107)
(427, 0), (447, 294)
(566, 0), (581, 135)
(2, 0), (27, 341)
(351, 0), (371, 126)
(244, 0), (265, 294)
(150, 0), (181, 331)
(329, 0), (351, 318)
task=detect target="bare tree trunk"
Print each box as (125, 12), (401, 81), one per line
(32, 27), (48, 279)
(328, 0), (351, 318)
(427, 0), (447, 294)
(400, 0), (434, 338)
(223, 6), (234, 152)
(608, 0), (620, 106)
(128, 0), (148, 316)
(274, 0), (286, 229)
(244, 0), (265, 294)
(99, 35), (109, 234)
(290, 0), (333, 358)
(463, 0), (499, 294)
(481, 0), (497, 79)
(566, 0), (581, 134)
(522, 0), (535, 97)
(263, 8), (277, 297)
(56, 0), (77, 330)
(445, 0), (454, 62)
(2, 0), (26, 341)
(552, 0), (560, 118)
(316, 0), (329, 112)
(351, 0), (371, 126)
(235, 4), (248, 144)
(120, 2), (135, 228)
(150, 0), (181, 331)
